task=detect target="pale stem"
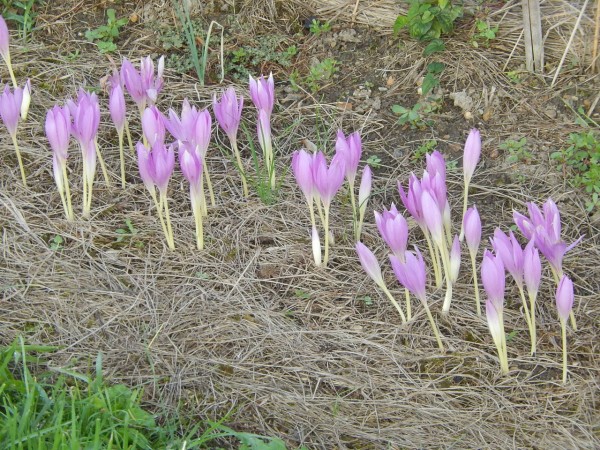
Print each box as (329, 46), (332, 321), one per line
(11, 134), (27, 187)
(528, 291), (538, 355)
(380, 283), (407, 323)
(424, 229), (442, 288)
(3, 55), (17, 88)
(150, 189), (170, 249)
(469, 249), (481, 316)
(57, 182), (69, 220)
(162, 192), (175, 250)
(202, 162), (216, 207)
(191, 191), (204, 250)
(118, 129), (126, 188)
(323, 204), (330, 267)
(404, 288), (412, 321)
(499, 310), (509, 375)
(438, 240), (453, 314)
(230, 138), (248, 197)
(81, 160), (89, 218)
(268, 144), (276, 190)
(561, 320), (568, 384)
(199, 174), (208, 217)
(95, 139), (111, 186)
(137, 103), (148, 147)
(517, 284), (535, 352)
(347, 180), (357, 240)
(421, 297), (444, 351)
(551, 266), (577, 331)
(125, 120), (135, 154)
(315, 197), (325, 228)
(356, 195), (368, 241)
(443, 217), (452, 250)
(308, 199), (316, 231)
(459, 181), (469, 241)
(86, 164), (94, 215)
(62, 165), (74, 221)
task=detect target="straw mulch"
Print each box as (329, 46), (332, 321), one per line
(1, 1), (599, 448)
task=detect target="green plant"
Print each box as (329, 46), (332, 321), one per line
(505, 70), (522, 84)
(0, 338), (284, 449)
(1, 0), (39, 40)
(500, 137), (532, 163)
(305, 57), (338, 93)
(224, 35), (296, 81)
(414, 139), (438, 161)
(366, 155), (382, 168)
(394, 0), (463, 41)
(174, 0), (224, 85)
(309, 18), (331, 35)
(471, 19), (498, 47)
(242, 123), (281, 205)
(359, 295), (373, 306)
(84, 8), (128, 53)
(115, 218), (144, 248)
(392, 102), (437, 129)
(49, 234), (63, 251)
(551, 131), (600, 211)
(422, 61), (444, 96)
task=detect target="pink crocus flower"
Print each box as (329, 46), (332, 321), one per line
(556, 274), (574, 383)
(0, 16), (16, 87)
(292, 149), (315, 203)
(421, 190), (444, 245)
(108, 74), (126, 134)
(46, 105), (73, 220)
(142, 106), (167, 148)
(390, 248), (427, 302)
(0, 83), (23, 136)
(463, 129), (481, 186)
(481, 250), (505, 308)
(121, 56), (165, 109)
(249, 73), (275, 116)
(179, 143), (205, 249)
(449, 235), (461, 283)
(463, 206), (481, 254)
(335, 129), (362, 186)
(398, 174), (426, 229)
(313, 152), (345, 208)
(491, 229), (525, 289)
(213, 87), (243, 140)
(374, 204), (408, 260)
(20, 79), (31, 120)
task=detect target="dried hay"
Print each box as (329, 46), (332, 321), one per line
(0, 1), (599, 448)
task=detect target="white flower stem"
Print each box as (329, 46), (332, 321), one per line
(469, 249), (481, 316)
(323, 205), (330, 267)
(380, 283), (407, 323)
(528, 290), (538, 356)
(438, 240), (453, 314)
(422, 297), (444, 351)
(459, 181), (469, 241)
(424, 230), (442, 288)
(162, 193), (175, 250)
(95, 139), (110, 186)
(203, 162), (216, 207)
(404, 288), (412, 321)
(561, 320), (568, 384)
(11, 135), (27, 187)
(118, 130), (126, 188)
(62, 165), (73, 221)
(191, 191), (204, 250)
(499, 310), (509, 375)
(518, 284), (535, 354)
(231, 138), (248, 197)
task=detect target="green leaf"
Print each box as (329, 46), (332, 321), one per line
(423, 39), (445, 56)
(421, 73), (439, 95)
(427, 61), (445, 74)
(393, 15), (409, 34)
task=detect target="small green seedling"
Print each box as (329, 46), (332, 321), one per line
(414, 139), (437, 161)
(500, 137), (532, 163)
(49, 235), (63, 251)
(366, 155), (382, 168)
(1, 0), (39, 41)
(360, 295), (374, 306)
(294, 289), (310, 299)
(472, 19), (498, 47)
(305, 58), (338, 93)
(85, 8), (128, 53)
(394, 0), (463, 41)
(115, 218), (138, 242)
(309, 19), (331, 35)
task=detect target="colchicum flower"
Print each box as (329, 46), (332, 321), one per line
(390, 247), (444, 350)
(0, 15), (17, 87)
(356, 242), (406, 323)
(0, 83), (26, 185)
(249, 73), (275, 117)
(481, 250), (508, 374)
(109, 74), (128, 187)
(356, 164), (372, 240)
(45, 105), (73, 220)
(121, 55), (165, 112)
(460, 129), (481, 240)
(463, 205), (482, 315)
(555, 275), (574, 384)
(213, 87), (247, 196)
(179, 143), (204, 250)
(523, 239), (541, 355)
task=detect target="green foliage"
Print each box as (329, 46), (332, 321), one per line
(471, 19), (498, 47)
(49, 234), (63, 251)
(551, 131), (600, 211)
(227, 37), (297, 80)
(115, 218), (144, 248)
(366, 155), (382, 168)
(309, 19), (331, 35)
(392, 102), (438, 129)
(394, 0), (463, 41)
(84, 8), (128, 53)
(305, 57), (338, 93)
(500, 137), (532, 163)
(414, 139), (437, 161)
(0, 339), (285, 449)
(505, 70), (522, 84)
(423, 39), (445, 56)
(242, 123), (281, 205)
(1, 0), (39, 40)
(422, 61), (444, 95)
(359, 295), (373, 306)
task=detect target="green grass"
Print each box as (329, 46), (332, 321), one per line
(0, 338), (287, 449)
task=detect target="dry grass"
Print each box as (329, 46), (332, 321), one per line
(1, 0), (599, 448)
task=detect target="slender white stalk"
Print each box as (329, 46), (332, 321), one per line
(125, 120), (135, 154)
(202, 162), (215, 207)
(469, 249), (481, 315)
(162, 193), (175, 250)
(380, 284), (407, 323)
(323, 205), (331, 266)
(118, 130), (126, 188)
(404, 288), (412, 321)
(438, 241), (453, 314)
(424, 230), (442, 288)
(528, 290), (538, 355)
(561, 320), (568, 384)
(231, 138), (248, 197)
(95, 139), (110, 186)
(62, 165), (73, 221)
(11, 135), (27, 187)
(422, 298), (444, 351)
(459, 181), (469, 241)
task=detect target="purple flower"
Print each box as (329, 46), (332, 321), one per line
(179, 143), (203, 190)
(0, 15), (9, 60)
(213, 87), (243, 139)
(193, 109), (212, 158)
(513, 198), (583, 275)
(142, 106), (166, 148)
(555, 275), (574, 322)
(313, 151), (345, 208)
(374, 203), (408, 259)
(335, 129), (362, 185)
(45, 105), (71, 164)
(426, 151), (446, 185)
(421, 190), (444, 244)
(249, 73), (275, 116)
(136, 141), (175, 195)
(67, 89), (100, 152)
(449, 235), (461, 283)
(0, 83), (23, 136)
(390, 247), (427, 301)
(398, 174), (426, 228)
(108, 74), (126, 133)
(491, 229), (525, 288)
(20, 79), (31, 120)
(356, 242), (384, 287)
(481, 249), (505, 308)
(463, 129), (481, 185)
(463, 205), (481, 255)
(358, 165), (372, 211)
(292, 149), (315, 202)
(121, 56), (164, 107)
(523, 239), (541, 298)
